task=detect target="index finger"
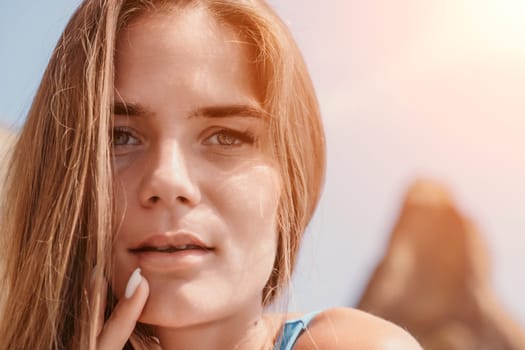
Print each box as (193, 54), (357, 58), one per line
(97, 268), (149, 350)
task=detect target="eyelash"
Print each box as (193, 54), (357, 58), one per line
(110, 127), (256, 148)
(203, 128), (256, 147)
(112, 126), (140, 147)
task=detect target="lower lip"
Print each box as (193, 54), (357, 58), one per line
(132, 249), (212, 272)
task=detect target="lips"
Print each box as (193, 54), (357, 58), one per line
(132, 244), (206, 253)
(129, 232), (213, 254)
(129, 232), (213, 272)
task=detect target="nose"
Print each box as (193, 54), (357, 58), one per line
(138, 142), (201, 209)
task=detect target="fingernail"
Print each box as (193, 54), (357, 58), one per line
(125, 268), (142, 299)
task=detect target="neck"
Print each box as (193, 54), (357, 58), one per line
(154, 308), (274, 350)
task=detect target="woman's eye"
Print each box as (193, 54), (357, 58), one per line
(210, 133), (240, 146)
(112, 127), (140, 146)
(204, 130), (254, 147)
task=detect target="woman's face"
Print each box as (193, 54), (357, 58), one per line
(111, 8), (280, 327)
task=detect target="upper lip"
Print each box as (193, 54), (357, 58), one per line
(129, 232), (213, 252)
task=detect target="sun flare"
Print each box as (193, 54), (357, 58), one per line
(443, 0), (525, 53)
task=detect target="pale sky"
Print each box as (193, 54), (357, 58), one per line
(1, 0), (524, 326)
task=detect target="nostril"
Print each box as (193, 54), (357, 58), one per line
(148, 195), (189, 205)
(177, 196), (189, 204)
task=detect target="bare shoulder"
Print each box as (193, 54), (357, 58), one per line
(294, 307), (422, 350)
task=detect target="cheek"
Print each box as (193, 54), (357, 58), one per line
(112, 168), (140, 226)
(214, 164), (281, 229)
(217, 166), (281, 292)
(211, 164), (281, 273)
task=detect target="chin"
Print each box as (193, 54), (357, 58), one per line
(137, 277), (266, 329)
(138, 287), (207, 327)
(137, 279), (233, 328)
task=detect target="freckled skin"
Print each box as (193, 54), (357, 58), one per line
(111, 7), (281, 331)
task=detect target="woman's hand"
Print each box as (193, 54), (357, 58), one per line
(92, 268), (150, 350)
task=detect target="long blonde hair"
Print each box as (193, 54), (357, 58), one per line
(0, 0), (325, 348)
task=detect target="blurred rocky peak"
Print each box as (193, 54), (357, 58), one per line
(357, 180), (525, 350)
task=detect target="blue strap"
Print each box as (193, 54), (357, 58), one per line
(274, 311), (320, 350)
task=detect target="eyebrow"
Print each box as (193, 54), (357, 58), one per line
(112, 101), (270, 120)
(112, 101), (151, 117)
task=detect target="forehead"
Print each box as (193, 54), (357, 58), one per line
(116, 7), (253, 71)
(114, 6), (260, 102)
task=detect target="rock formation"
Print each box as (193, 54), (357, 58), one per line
(357, 180), (525, 350)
